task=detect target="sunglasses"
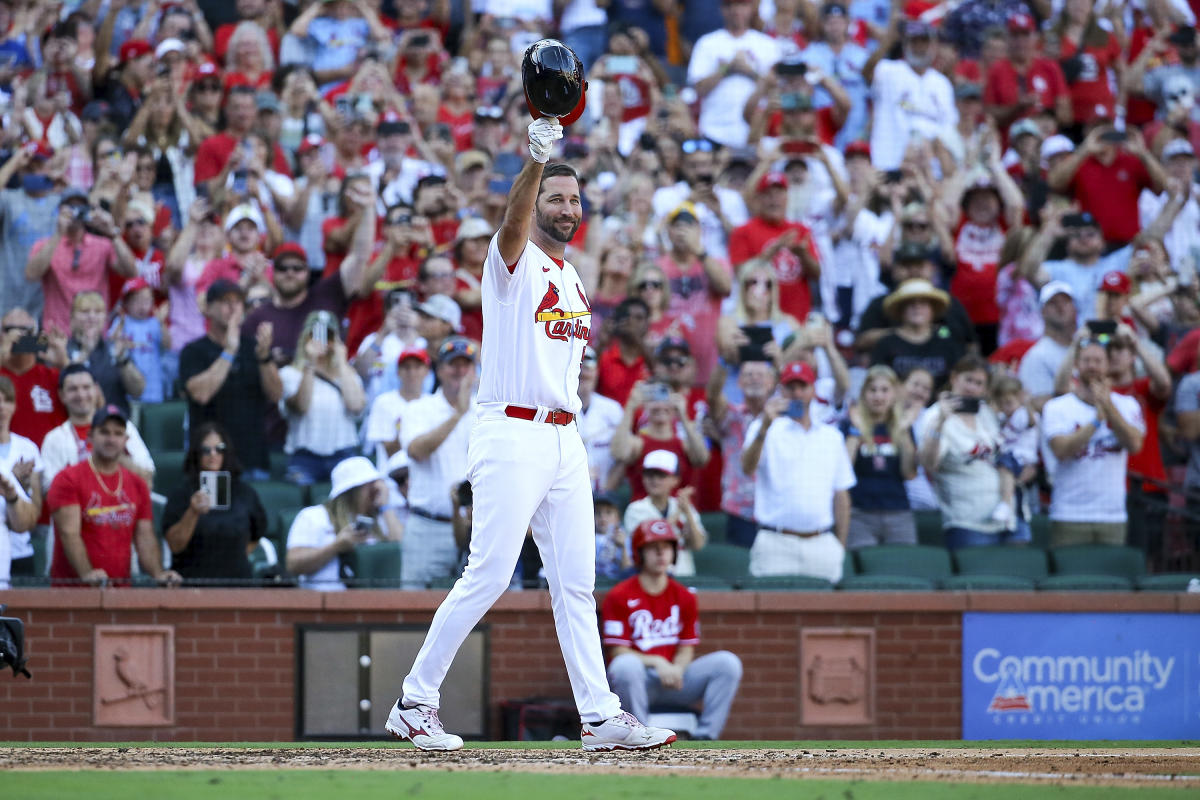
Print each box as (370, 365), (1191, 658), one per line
(903, 221), (930, 229)
(97, 149), (119, 160)
(661, 357), (688, 368)
(125, 219), (149, 228)
(275, 262), (308, 273)
(388, 215), (413, 226)
(3, 325), (33, 334)
(475, 106), (504, 120)
(199, 444), (226, 455)
(637, 280), (664, 290)
(744, 277), (774, 288)
(682, 139), (714, 154)
(196, 82), (222, 92)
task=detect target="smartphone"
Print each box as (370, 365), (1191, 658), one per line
(199, 470), (231, 511)
(781, 139), (817, 155)
(11, 332), (48, 354)
(386, 288), (413, 309)
(785, 399), (808, 420)
(334, 95), (353, 117)
(409, 33), (431, 48)
(231, 169), (248, 195)
(884, 169), (904, 184)
(313, 323), (328, 348)
(644, 382), (671, 403)
(1099, 129), (1127, 143)
(775, 61), (807, 77)
(354, 514), (375, 533)
(957, 397), (981, 414)
(1086, 319), (1117, 336)
(738, 325), (774, 364)
(607, 55), (639, 74)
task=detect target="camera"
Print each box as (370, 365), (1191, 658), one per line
(231, 169), (249, 195)
(354, 515), (375, 533)
(409, 33), (431, 49)
(957, 397), (982, 414)
(0, 605), (31, 679)
(644, 382), (671, 403)
(11, 332), (48, 354)
(70, 204), (91, 224)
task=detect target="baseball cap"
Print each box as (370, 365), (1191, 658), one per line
(224, 203), (265, 233)
(81, 100), (111, 122)
(655, 336), (690, 358)
(904, 19), (934, 38)
(1009, 118), (1042, 141)
(1100, 270), (1131, 295)
(1169, 26), (1197, 47)
(1062, 211), (1098, 229)
(780, 361), (817, 386)
(593, 491), (618, 509)
(119, 39), (153, 64)
(642, 449), (680, 475)
(397, 346), (430, 367)
(418, 294), (463, 331)
(206, 279), (246, 304)
(190, 58), (221, 81)
(119, 277), (152, 300)
(668, 202), (698, 225)
(255, 91), (282, 113)
(60, 187), (89, 206)
(91, 404), (128, 429)
(455, 149), (491, 173)
(955, 83), (983, 101)
(757, 172), (788, 192)
(155, 38), (185, 60)
(821, 2), (847, 16)
(377, 118), (412, 136)
(1008, 13), (1036, 34)
(844, 140), (871, 160)
(436, 336), (478, 365)
(297, 134), (325, 155)
(455, 217), (493, 242)
(474, 105), (504, 121)
(1038, 280), (1074, 307)
(30, 141), (54, 161)
(1040, 134), (1075, 163)
(1164, 139), (1196, 159)
(125, 198), (155, 224)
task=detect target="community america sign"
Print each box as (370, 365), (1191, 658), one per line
(962, 613), (1200, 739)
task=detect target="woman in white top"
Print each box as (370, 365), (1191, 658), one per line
(0, 376), (42, 587)
(280, 311), (366, 485)
(285, 456), (403, 590)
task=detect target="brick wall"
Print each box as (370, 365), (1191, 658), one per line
(1, 589), (1195, 742)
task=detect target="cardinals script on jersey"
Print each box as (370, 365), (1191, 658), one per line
(477, 235), (591, 413)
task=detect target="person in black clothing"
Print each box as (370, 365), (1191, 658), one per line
(870, 278), (965, 390)
(178, 279), (281, 478)
(162, 421), (268, 585)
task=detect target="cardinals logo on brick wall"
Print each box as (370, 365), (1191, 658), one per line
(534, 281), (590, 342)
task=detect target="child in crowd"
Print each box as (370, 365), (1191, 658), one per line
(990, 375), (1039, 543)
(594, 492), (630, 580)
(112, 278), (171, 404)
(621, 449), (706, 576)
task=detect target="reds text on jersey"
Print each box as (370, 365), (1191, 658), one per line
(477, 235), (591, 413)
(600, 577), (700, 662)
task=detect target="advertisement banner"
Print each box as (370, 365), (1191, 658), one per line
(962, 613), (1200, 740)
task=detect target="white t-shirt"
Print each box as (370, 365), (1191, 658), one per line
(363, 390), (413, 471)
(401, 390), (474, 518)
(560, 0), (606, 30)
(0, 433), (36, 585)
(870, 59), (958, 171)
(279, 366), (364, 456)
(917, 405), (1007, 532)
(621, 496), (697, 576)
(579, 391), (623, 490)
(285, 504), (344, 591)
(1139, 186), (1200, 277)
(747, 416), (855, 531)
(687, 28), (781, 147)
(1041, 391), (1144, 523)
(651, 181), (748, 261)
(476, 234), (591, 414)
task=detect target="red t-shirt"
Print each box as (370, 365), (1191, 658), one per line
(596, 344), (647, 407)
(47, 460), (152, 585)
(1126, 26), (1172, 126)
(0, 363), (65, 446)
(1168, 328), (1200, 374)
(193, 133), (292, 185)
(763, 106), (839, 145)
(1114, 377), (1167, 492)
(213, 23), (281, 63)
(344, 251), (422, 354)
(728, 217), (819, 320)
(1059, 33), (1122, 125)
(626, 432), (693, 502)
(437, 106), (474, 152)
(454, 270), (484, 343)
(600, 576), (699, 662)
(950, 219), (1006, 325)
(1070, 152), (1154, 245)
(984, 58), (1068, 119)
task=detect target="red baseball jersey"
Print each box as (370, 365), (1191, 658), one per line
(601, 576), (700, 662)
(47, 460), (151, 585)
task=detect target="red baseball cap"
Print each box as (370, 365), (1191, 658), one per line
(780, 361), (817, 386)
(120, 277), (152, 299)
(398, 347), (431, 366)
(1100, 270), (1131, 295)
(272, 242), (308, 263)
(30, 141), (54, 160)
(191, 58), (221, 80)
(757, 172), (788, 192)
(119, 39), (153, 64)
(297, 134), (325, 155)
(1007, 13), (1036, 34)
(844, 141), (871, 159)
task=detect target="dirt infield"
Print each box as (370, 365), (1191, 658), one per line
(3, 746), (1199, 787)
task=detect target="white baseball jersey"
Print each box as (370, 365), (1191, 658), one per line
(476, 234), (591, 414)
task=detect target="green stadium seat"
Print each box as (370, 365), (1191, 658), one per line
(594, 576), (621, 593)
(690, 543), (751, 586)
(1135, 574), (1200, 592)
(10, 575), (50, 587)
(941, 574), (1037, 591)
(139, 400), (188, 452)
(608, 483), (632, 513)
(1050, 545), (1147, 581)
(1029, 514), (1051, 549)
(842, 548), (856, 578)
(308, 481), (333, 506)
(837, 574), (937, 591)
(249, 480), (307, 514)
(913, 509), (945, 546)
(677, 574), (732, 591)
(269, 450), (289, 479)
(151, 450), (187, 496)
(854, 544), (953, 581)
(1037, 574), (1133, 591)
(741, 574), (834, 591)
(277, 506), (304, 544)
(952, 546), (1049, 580)
(698, 511), (727, 545)
(350, 541), (403, 588)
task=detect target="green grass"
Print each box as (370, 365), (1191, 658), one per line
(4, 739), (1197, 749)
(5, 770), (1194, 800)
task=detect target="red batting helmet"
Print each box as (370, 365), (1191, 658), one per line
(632, 519), (679, 569)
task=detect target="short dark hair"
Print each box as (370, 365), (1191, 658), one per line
(183, 421), (243, 481)
(58, 363), (94, 390)
(950, 354), (991, 378)
(226, 84), (257, 104)
(613, 296), (650, 321)
(538, 162), (580, 195)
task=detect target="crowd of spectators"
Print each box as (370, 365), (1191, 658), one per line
(1, 0), (1199, 591)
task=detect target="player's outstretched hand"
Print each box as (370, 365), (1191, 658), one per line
(528, 117), (563, 164)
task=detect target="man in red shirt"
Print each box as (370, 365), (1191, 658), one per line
(728, 172), (820, 320)
(596, 298), (651, 407)
(1048, 124), (1167, 247)
(0, 309), (66, 447)
(601, 520), (743, 740)
(984, 13), (1071, 131)
(213, 0), (282, 63)
(193, 86), (292, 190)
(47, 405), (180, 588)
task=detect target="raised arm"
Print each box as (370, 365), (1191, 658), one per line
(497, 119), (563, 265)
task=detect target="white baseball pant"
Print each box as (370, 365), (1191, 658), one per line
(401, 411), (623, 723)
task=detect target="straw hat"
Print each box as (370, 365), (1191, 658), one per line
(882, 278), (950, 321)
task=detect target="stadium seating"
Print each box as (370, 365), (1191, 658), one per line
(837, 574), (937, 591)
(740, 574), (833, 591)
(139, 400), (188, 452)
(678, 574), (733, 591)
(350, 541), (403, 588)
(952, 546), (1050, 581)
(308, 481), (332, 506)
(1134, 574), (1200, 592)
(690, 544), (751, 587)
(269, 450), (289, 480)
(940, 574), (1036, 591)
(248, 481), (307, 515)
(1037, 574), (1134, 591)
(276, 506), (304, 546)
(854, 544), (953, 581)
(1049, 545), (1147, 581)
(151, 451), (187, 498)
(698, 511), (727, 545)
(913, 509), (945, 547)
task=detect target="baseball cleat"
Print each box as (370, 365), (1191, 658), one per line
(580, 711), (677, 751)
(385, 699), (464, 751)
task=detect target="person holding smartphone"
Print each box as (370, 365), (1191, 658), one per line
(162, 422), (269, 586)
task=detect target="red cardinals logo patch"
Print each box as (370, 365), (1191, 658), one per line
(535, 281), (590, 342)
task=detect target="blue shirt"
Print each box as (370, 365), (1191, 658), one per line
(307, 17), (371, 91)
(803, 41), (872, 148)
(1043, 246), (1132, 320)
(112, 315), (165, 404)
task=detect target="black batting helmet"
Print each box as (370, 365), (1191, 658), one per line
(522, 39), (588, 125)
(632, 520), (679, 569)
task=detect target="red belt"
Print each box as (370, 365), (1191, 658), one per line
(504, 405), (575, 426)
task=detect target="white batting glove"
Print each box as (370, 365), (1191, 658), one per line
(528, 117), (564, 164)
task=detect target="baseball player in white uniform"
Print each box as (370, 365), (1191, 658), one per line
(386, 117), (677, 752)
